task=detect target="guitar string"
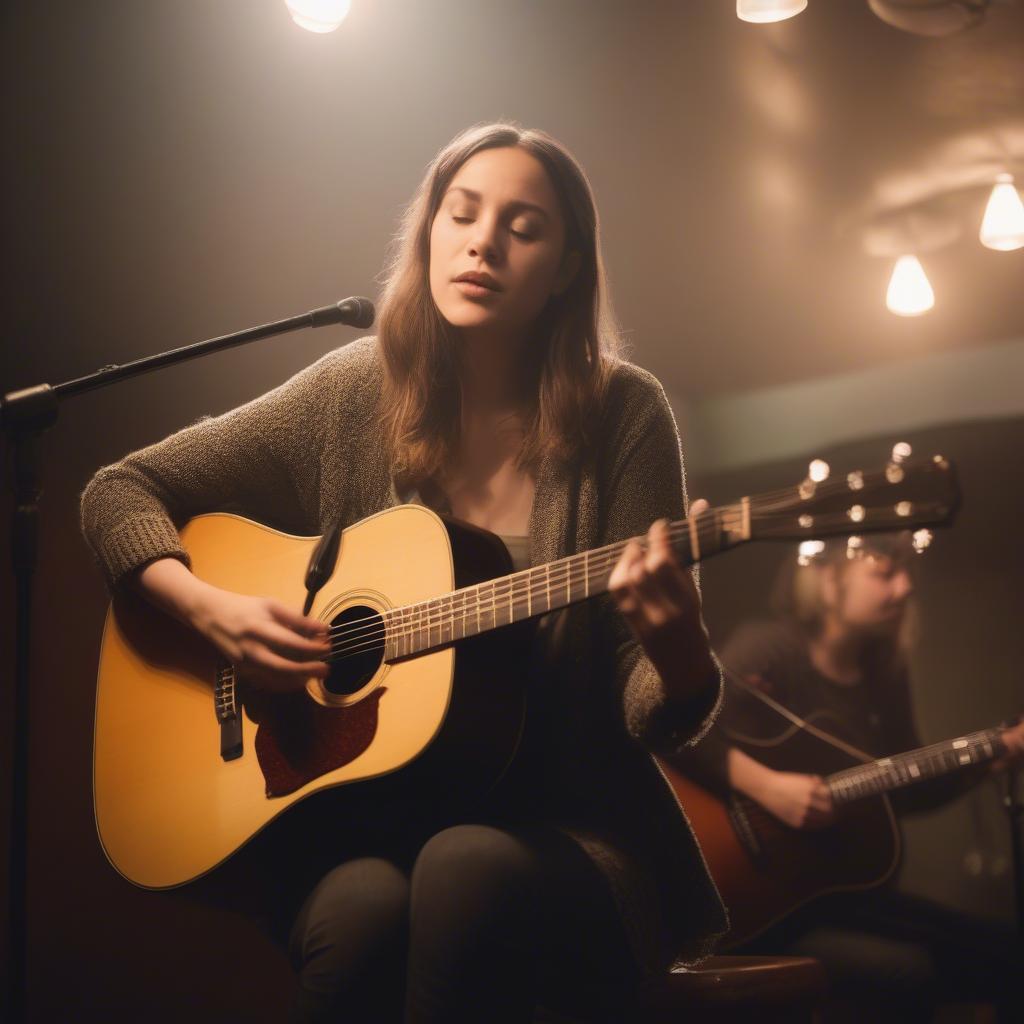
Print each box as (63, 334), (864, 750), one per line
(323, 514), (940, 662)
(318, 455), (949, 650)
(319, 509), (937, 661)
(322, 508), (783, 659)
(321, 502), (923, 651)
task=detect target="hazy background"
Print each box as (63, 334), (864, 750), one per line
(2, 1), (1023, 1018)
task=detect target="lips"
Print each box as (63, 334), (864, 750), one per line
(454, 271), (502, 291)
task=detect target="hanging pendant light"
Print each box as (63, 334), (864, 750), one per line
(979, 174), (1024, 252)
(737, 0), (808, 23)
(886, 255), (934, 316)
(285, 0), (351, 33)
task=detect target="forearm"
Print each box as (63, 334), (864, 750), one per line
(132, 556), (216, 631)
(727, 746), (777, 803)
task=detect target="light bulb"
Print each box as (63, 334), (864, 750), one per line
(797, 539), (824, 566)
(285, 0), (351, 33)
(979, 174), (1024, 252)
(886, 255), (934, 317)
(737, 0), (808, 22)
(808, 459), (830, 483)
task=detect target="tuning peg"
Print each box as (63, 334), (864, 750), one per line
(846, 535), (863, 560)
(800, 458), (829, 500)
(887, 441), (912, 483)
(797, 539), (825, 566)
(912, 529), (932, 553)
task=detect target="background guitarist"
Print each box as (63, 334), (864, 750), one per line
(677, 532), (1024, 1022)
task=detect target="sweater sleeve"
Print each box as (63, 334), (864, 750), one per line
(79, 340), (369, 591)
(596, 363), (723, 758)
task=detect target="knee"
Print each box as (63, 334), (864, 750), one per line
(411, 825), (542, 927)
(289, 857), (410, 980)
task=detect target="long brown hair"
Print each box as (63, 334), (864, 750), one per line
(376, 122), (622, 488)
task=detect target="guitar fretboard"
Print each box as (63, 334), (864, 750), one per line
(826, 728), (1006, 806)
(380, 505), (747, 662)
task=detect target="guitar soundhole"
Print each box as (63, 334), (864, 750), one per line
(324, 604), (384, 697)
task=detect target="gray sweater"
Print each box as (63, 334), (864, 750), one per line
(80, 335), (728, 969)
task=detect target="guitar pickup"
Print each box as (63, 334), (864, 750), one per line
(214, 665), (243, 761)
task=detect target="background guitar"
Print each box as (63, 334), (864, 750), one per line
(659, 691), (1008, 948)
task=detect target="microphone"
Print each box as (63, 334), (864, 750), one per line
(309, 296), (375, 329)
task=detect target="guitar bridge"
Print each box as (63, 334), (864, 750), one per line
(214, 664), (243, 761)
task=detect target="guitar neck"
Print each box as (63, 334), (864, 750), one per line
(379, 451), (959, 663)
(382, 502), (752, 661)
(826, 727), (1006, 806)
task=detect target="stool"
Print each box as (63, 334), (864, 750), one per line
(635, 954), (826, 1023)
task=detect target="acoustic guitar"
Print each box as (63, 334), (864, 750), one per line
(659, 691), (1009, 948)
(93, 454), (958, 889)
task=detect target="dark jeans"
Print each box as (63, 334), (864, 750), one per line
(738, 888), (1022, 1023)
(284, 822), (640, 1024)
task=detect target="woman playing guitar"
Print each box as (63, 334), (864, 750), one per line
(80, 123), (726, 1022)
(677, 533), (1024, 1022)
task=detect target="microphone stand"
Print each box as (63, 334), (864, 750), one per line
(0, 297), (373, 1024)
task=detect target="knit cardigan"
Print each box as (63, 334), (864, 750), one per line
(80, 335), (728, 970)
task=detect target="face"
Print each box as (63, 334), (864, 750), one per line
(428, 146), (579, 346)
(827, 553), (914, 634)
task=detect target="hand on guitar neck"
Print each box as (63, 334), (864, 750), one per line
(727, 746), (837, 830)
(134, 557), (331, 693)
(992, 718), (1024, 773)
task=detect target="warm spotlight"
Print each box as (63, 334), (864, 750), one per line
(285, 0), (351, 33)
(979, 174), (1024, 252)
(886, 255), (934, 317)
(737, 0), (808, 24)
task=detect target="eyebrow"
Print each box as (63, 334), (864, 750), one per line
(444, 186), (550, 222)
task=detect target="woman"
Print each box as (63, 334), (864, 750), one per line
(81, 123), (726, 1022)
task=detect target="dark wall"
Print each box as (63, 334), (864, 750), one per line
(690, 417), (1024, 922)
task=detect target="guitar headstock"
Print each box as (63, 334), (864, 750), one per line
(747, 447), (960, 544)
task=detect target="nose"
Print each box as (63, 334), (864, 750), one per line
(892, 568), (913, 601)
(467, 215), (503, 264)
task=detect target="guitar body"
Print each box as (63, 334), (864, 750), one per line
(659, 711), (900, 949)
(93, 505), (528, 889)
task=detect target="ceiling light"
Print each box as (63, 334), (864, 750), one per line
(285, 0), (351, 33)
(979, 174), (1024, 252)
(886, 255), (934, 316)
(736, 0), (808, 24)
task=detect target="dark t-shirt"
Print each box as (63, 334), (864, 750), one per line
(681, 618), (976, 814)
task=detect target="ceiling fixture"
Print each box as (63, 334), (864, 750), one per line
(866, 0), (990, 37)
(979, 174), (1024, 252)
(886, 255), (935, 316)
(284, 0), (351, 33)
(736, 0), (808, 24)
